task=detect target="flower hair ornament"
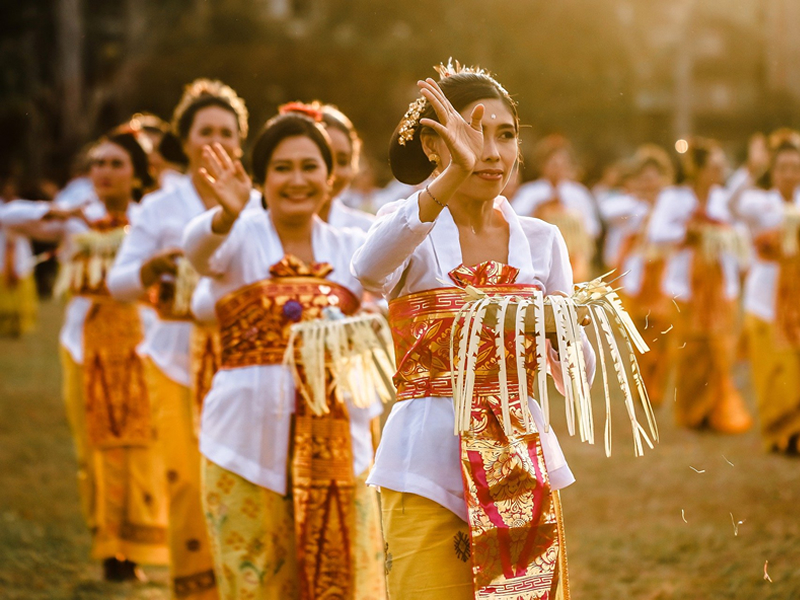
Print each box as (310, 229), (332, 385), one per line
(279, 101), (324, 122)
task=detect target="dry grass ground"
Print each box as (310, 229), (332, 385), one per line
(1, 301), (799, 599)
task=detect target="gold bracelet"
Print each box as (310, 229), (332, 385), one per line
(425, 185), (447, 208)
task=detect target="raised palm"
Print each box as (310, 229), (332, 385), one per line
(197, 143), (252, 219)
(418, 78), (484, 174)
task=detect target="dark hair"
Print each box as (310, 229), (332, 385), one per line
(158, 131), (189, 166)
(321, 105), (362, 169)
(758, 129), (800, 189)
(250, 113), (333, 185)
(101, 132), (154, 200)
(389, 65), (519, 185)
(171, 79), (249, 141)
(681, 137), (720, 182)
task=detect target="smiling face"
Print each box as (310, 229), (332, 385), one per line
(325, 126), (356, 200)
(183, 105), (241, 174)
(424, 97), (518, 202)
(771, 149), (800, 200)
(89, 141), (135, 206)
(262, 135), (331, 226)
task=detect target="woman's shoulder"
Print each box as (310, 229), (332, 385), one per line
(516, 213), (561, 243)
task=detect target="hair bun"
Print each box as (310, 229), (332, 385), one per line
(389, 123), (436, 185)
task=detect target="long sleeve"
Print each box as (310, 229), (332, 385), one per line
(350, 192), (435, 295)
(182, 207), (236, 277)
(648, 190), (688, 245)
(107, 202), (161, 301)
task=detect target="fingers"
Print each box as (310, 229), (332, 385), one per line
(469, 103), (485, 130)
(418, 118), (450, 141)
(213, 142), (236, 173)
(233, 160), (250, 183)
(202, 146), (224, 180)
(419, 86), (449, 127)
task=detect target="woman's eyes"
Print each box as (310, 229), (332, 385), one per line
(499, 131), (516, 141)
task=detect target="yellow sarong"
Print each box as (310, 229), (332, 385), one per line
(144, 359), (219, 599)
(61, 347), (169, 565)
(746, 315), (800, 452)
(0, 273), (37, 337)
(380, 490), (568, 600)
(203, 459), (386, 600)
(673, 303), (752, 434)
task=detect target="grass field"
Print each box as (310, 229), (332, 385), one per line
(1, 301), (798, 599)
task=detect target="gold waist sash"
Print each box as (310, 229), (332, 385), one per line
(388, 280), (565, 599)
(215, 276), (360, 369)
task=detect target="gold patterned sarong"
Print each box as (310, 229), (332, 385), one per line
(215, 255), (362, 599)
(190, 323), (221, 437)
(388, 261), (565, 600)
(83, 298), (151, 447)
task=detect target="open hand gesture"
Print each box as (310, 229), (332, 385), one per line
(197, 143), (252, 222)
(418, 78), (484, 174)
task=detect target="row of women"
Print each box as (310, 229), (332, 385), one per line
(1, 63), (596, 600)
(510, 132), (800, 456)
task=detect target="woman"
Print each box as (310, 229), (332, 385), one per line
(615, 146), (676, 407)
(0, 182), (39, 337)
(511, 134), (600, 282)
(649, 138), (752, 433)
(3, 133), (169, 580)
(351, 62), (594, 600)
(183, 108), (384, 599)
(736, 130), (800, 453)
(316, 103), (375, 232)
(108, 78), (254, 600)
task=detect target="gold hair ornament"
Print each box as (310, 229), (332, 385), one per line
(397, 97), (427, 146)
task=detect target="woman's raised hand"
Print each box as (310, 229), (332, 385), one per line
(418, 78), (484, 175)
(198, 143), (252, 223)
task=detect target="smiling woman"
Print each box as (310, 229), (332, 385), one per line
(183, 105), (385, 600)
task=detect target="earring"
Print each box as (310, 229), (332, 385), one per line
(429, 153), (440, 166)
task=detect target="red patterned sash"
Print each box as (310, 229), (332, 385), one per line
(388, 260), (566, 599)
(214, 254), (362, 599)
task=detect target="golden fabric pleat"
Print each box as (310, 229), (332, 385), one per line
(83, 298), (152, 447)
(190, 323), (221, 437)
(746, 315), (800, 452)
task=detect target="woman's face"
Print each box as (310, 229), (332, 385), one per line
(262, 135), (331, 225)
(636, 164), (665, 202)
(541, 148), (572, 183)
(326, 126), (355, 200)
(428, 97), (518, 202)
(697, 148), (726, 187)
(89, 141), (135, 203)
(183, 105), (241, 173)
(771, 149), (800, 198)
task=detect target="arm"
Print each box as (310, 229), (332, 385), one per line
(0, 200), (72, 242)
(350, 193), (435, 294)
(182, 208), (238, 277)
(107, 200), (180, 301)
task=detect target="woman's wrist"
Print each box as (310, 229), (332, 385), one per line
(211, 206), (238, 235)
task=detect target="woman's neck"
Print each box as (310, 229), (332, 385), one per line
(271, 213), (315, 262)
(447, 193), (497, 234)
(778, 187), (795, 203)
(318, 197), (333, 222)
(693, 181), (711, 205)
(101, 195), (130, 216)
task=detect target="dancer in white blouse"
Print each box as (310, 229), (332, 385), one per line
(352, 62), (594, 600)
(615, 146), (676, 407)
(512, 134), (600, 281)
(649, 138), (752, 434)
(183, 106), (384, 600)
(2, 132), (168, 581)
(312, 103), (375, 232)
(735, 130), (800, 453)
(107, 79), (251, 600)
